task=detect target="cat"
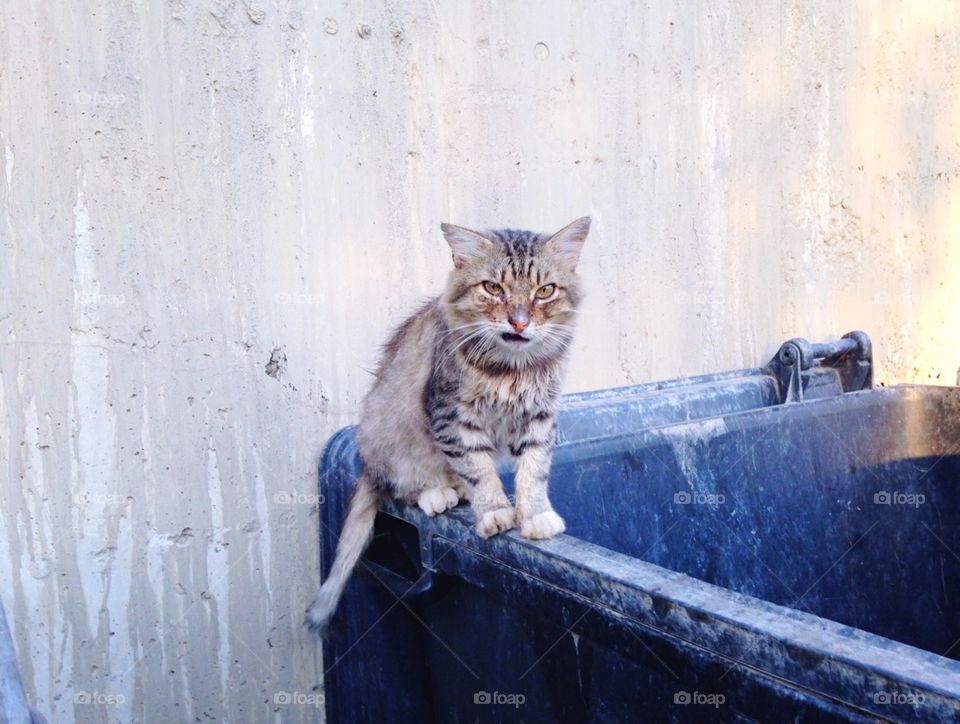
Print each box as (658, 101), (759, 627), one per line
(306, 216), (591, 635)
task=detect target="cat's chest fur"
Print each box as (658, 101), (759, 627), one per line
(459, 365), (560, 443)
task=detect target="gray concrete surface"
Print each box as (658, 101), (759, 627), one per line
(1, 1), (959, 721)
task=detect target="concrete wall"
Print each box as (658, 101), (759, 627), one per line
(2, 1), (959, 721)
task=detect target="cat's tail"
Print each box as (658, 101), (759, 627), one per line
(306, 471), (380, 636)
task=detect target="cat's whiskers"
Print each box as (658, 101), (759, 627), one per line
(451, 327), (491, 355)
(522, 325), (572, 363)
(438, 321), (489, 339)
(463, 328), (498, 368)
(435, 322), (490, 358)
(443, 319), (577, 369)
(456, 328), (500, 391)
(436, 325), (493, 369)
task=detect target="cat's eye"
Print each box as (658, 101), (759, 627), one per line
(534, 284), (556, 300)
(482, 280), (504, 296)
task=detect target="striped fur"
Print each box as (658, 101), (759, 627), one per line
(307, 217), (590, 635)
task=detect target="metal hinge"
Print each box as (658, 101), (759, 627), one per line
(765, 331), (873, 403)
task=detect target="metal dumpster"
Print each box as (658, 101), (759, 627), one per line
(316, 332), (960, 722)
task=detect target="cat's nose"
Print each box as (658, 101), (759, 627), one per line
(508, 308), (530, 333)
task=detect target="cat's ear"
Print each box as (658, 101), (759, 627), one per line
(544, 216), (591, 270)
(441, 223), (493, 269)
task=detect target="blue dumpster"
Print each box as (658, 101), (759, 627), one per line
(1, 601), (43, 724)
(317, 332), (960, 722)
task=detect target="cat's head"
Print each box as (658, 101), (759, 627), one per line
(439, 217), (590, 369)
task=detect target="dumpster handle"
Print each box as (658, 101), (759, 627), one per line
(360, 505), (446, 603)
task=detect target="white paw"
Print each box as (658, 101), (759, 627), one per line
(417, 486), (460, 516)
(475, 506), (516, 538)
(442, 486), (460, 508)
(520, 510), (566, 540)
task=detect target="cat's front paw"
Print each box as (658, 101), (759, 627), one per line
(519, 510), (566, 540)
(417, 486), (460, 516)
(475, 507), (515, 538)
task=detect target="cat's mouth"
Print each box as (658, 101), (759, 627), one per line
(501, 332), (530, 343)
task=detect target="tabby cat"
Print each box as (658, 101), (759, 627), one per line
(307, 216), (591, 634)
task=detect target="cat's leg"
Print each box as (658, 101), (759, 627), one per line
(445, 451), (514, 538)
(411, 457), (461, 516)
(447, 470), (470, 501)
(513, 442), (565, 540)
(428, 405), (513, 537)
